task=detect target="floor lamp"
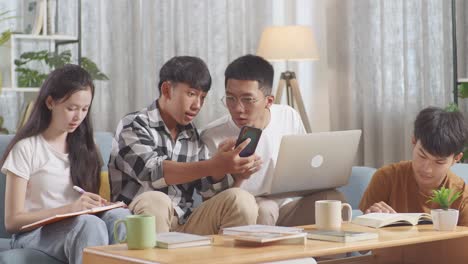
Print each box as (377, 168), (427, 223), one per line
(257, 26), (319, 133)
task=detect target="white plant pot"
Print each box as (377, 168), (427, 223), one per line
(431, 209), (459, 231)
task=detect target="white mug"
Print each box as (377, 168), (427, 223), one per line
(315, 200), (352, 230)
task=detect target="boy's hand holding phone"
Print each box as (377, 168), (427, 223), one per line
(232, 155), (263, 187)
(210, 126), (263, 181)
(210, 138), (255, 179)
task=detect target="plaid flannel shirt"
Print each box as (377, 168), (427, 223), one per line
(108, 101), (231, 223)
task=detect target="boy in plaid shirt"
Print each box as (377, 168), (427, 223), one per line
(109, 56), (260, 234)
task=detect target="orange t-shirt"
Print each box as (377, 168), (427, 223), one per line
(359, 161), (468, 226)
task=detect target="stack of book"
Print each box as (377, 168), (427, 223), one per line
(222, 224), (304, 235)
(222, 225), (306, 245)
(307, 230), (378, 243)
(156, 232), (212, 249)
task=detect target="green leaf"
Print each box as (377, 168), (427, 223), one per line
(16, 67), (47, 87)
(445, 103), (459, 112)
(0, 9), (16, 47)
(461, 149), (468, 163)
(0, 30), (11, 46)
(449, 191), (462, 205)
(0, 9), (16, 21)
(427, 187), (462, 210)
(459, 82), (468, 99)
(0, 10), (17, 26)
(46, 50), (72, 68)
(18, 50), (49, 62)
(81, 57), (109, 80)
(0, 114), (8, 134)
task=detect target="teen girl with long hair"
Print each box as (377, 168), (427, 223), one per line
(0, 64), (130, 264)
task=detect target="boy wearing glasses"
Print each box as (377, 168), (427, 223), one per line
(201, 55), (346, 226)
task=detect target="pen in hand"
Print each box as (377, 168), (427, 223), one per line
(73, 185), (108, 206)
(73, 185), (85, 194)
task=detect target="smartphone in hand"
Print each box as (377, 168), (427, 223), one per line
(235, 126), (262, 157)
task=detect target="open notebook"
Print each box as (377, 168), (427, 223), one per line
(21, 202), (126, 231)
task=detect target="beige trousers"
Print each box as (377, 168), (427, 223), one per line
(129, 188), (258, 235)
(256, 189), (347, 226)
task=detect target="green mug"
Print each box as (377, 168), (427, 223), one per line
(114, 215), (156, 249)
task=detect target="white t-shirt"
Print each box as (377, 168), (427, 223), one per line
(1, 135), (80, 212)
(201, 104), (306, 196)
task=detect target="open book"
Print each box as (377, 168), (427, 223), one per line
(21, 202), (126, 231)
(156, 232), (212, 249)
(352, 213), (432, 228)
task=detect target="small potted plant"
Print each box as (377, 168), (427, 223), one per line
(427, 187), (462, 231)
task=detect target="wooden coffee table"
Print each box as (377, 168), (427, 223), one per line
(83, 224), (468, 264)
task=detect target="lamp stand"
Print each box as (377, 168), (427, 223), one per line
(275, 71), (312, 133)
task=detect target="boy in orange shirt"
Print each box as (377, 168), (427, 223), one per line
(360, 107), (468, 226)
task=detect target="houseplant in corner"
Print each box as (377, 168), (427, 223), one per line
(14, 50), (109, 87)
(428, 187), (462, 231)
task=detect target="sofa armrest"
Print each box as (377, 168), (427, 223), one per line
(95, 132), (113, 172)
(338, 166), (377, 210)
(450, 164), (468, 183)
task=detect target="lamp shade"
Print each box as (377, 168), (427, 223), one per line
(256, 25), (319, 61)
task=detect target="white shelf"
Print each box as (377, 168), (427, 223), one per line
(1, 87), (40, 92)
(11, 34), (78, 41)
(459, 79), (468, 83)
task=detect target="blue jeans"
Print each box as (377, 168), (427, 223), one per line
(11, 208), (131, 264)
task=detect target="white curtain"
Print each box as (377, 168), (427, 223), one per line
(79, 0), (273, 131)
(328, 0), (458, 168)
(456, 0), (468, 113)
(1, 0), (467, 169)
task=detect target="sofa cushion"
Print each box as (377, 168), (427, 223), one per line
(0, 239), (10, 251)
(338, 166), (377, 212)
(450, 164), (468, 183)
(95, 132), (113, 171)
(0, 249), (63, 264)
(99, 171), (110, 201)
(0, 135), (14, 239)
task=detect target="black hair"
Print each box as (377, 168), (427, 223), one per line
(0, 64), (101, 193)
(414, 106), (468, 157)
(224, 54), (274, 95)
(157, 56), (211, 94)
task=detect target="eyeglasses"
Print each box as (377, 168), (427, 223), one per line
(221, 95), (261, 109)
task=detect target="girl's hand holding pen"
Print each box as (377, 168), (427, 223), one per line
(71, 185), (108, 212)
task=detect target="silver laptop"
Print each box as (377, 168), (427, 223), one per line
(267, 130), (361, 196)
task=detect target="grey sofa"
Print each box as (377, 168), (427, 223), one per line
(2, 131), (468, 263)
(0, 132), (113, 264)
